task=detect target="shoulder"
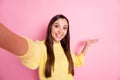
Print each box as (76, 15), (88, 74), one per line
(22, 36), (46, 48)
(35, 40), (47, 50)
(35, 40), (45, 46)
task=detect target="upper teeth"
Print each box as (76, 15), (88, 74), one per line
(56, 34), (62, 37)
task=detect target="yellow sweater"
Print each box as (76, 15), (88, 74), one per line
(18, 37), (85, 80)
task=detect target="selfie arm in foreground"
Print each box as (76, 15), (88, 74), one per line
(0, 23), (28, 56)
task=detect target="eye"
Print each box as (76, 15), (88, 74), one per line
(54, 25), (59, 28)
(63, 26), (68, 30)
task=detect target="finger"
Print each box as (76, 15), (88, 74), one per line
(87, 39), (99, 44)
(93, 39), (99, 43)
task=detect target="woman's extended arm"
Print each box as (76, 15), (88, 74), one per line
(81, 39), (99, 55)
(0, 23), (28, 56)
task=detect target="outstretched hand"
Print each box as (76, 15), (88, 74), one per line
(86, 39), (99, 46)
(80, 39), (99, 55)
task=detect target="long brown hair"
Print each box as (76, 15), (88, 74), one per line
(45, 14), (74, 77)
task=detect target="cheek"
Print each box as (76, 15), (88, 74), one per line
(64, 30), (68, 35)
(51, 27), (57, 33)
(51, 29), (56, 37)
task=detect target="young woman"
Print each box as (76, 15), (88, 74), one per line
(0, 14), (98, 80)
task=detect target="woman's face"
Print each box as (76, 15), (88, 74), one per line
(51, 18), (68, 43)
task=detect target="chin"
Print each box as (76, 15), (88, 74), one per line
(54, 39), (61, 42)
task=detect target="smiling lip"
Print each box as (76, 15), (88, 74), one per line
(55, 34), (63, 38)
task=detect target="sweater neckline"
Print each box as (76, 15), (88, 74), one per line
(53, 42), (61, 47)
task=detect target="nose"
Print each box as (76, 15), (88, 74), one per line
(58, 28), (63, 33)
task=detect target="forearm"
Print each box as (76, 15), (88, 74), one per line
(80, 43), (89, 55)
(0, 23), (28, 56)
(79, 39), (99, 55)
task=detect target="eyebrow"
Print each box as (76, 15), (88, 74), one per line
(53, 22), (59, 24)
(53, 22), (68, 27)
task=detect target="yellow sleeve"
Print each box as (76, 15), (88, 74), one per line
(17, 37), (41, 70)
(71, 51), (85, 67)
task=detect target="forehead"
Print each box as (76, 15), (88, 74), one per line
(53, 18), (68, 25)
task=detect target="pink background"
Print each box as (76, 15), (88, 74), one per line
(0, 0), (120, 80)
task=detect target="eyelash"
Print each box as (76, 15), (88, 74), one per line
(55, 25), (59, 28)
(54, 25), (68, 30)
(63, 27), (67, 30)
